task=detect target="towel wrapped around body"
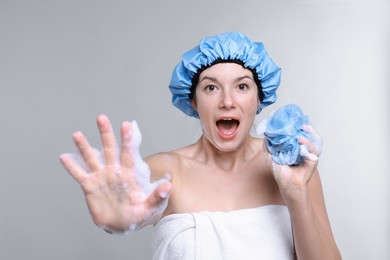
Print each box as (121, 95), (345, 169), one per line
(152, 205), (295, 260)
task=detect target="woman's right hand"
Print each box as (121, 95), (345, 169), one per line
(60, 115), (172, 234)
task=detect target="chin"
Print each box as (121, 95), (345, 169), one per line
(213, 139), (244, 153)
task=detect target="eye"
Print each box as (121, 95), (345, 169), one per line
(237, 83), (249, 91)
(205, 84), (217, 92)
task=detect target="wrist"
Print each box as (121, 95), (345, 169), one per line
(279, 184), (312, 212)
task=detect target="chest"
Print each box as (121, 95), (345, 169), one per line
(168, 159), (283, 213)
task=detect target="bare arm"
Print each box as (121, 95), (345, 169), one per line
(271, 134), (341, 259)
(280, 167), (340, 259)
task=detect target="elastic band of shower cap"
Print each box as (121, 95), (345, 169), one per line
(169, 32), (282, 118)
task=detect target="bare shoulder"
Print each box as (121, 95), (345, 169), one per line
(250, 136), (268, 157)
(252, 136), (266, 148)
(144, 145), (195, 179)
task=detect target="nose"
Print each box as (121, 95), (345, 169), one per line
(219, 89), (235, 109)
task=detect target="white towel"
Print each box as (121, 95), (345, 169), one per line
(152, 205), (295, 260)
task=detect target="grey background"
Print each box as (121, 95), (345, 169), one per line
(1, 0), (389, 259)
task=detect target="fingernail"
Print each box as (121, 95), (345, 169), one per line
(159, 191), (168, 199)
(164, 173), (172, 181)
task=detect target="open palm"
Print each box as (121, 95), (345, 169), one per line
(60, 115), (171, 234)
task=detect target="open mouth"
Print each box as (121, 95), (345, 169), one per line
(216, 118), (240, 139)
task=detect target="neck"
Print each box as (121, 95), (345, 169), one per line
(195, 135), (258, 172)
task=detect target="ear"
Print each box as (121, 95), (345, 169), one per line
(192, 99), (198, 111)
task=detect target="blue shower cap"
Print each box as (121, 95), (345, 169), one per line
(169, 32), (282, 118)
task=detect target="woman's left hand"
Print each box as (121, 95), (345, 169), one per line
(269, 125), (322, 204)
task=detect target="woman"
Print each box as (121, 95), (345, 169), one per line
(60, 32), (341, 259)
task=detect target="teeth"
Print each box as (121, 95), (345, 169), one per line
(223, 118), (232, 121)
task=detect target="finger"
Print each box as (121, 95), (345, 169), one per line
(303, 124), (323, 153)
(120, 121), (134, 170)
(300, 144), (319, 162)
(97, 114), (117, 166)
(146, 180), (172, 209)
(301, 156), (319, 173)
(299, 136), (318, 155)
(119, 121), (138, 187)
(60, 153), (88, 183)
(73, 131), (102, 172)
(264, 151), (274, 170)
(303, 124), (320, 140)
(271, 161), (283, 175)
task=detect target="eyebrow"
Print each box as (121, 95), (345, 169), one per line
(235, 75), (254, 82)
(199, 76), (217, 83)
(199, 75), (253, 83)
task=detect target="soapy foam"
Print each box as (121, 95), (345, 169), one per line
(66, 120), (169, 234)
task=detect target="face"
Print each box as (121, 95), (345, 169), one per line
(192, 63), (260, 152)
